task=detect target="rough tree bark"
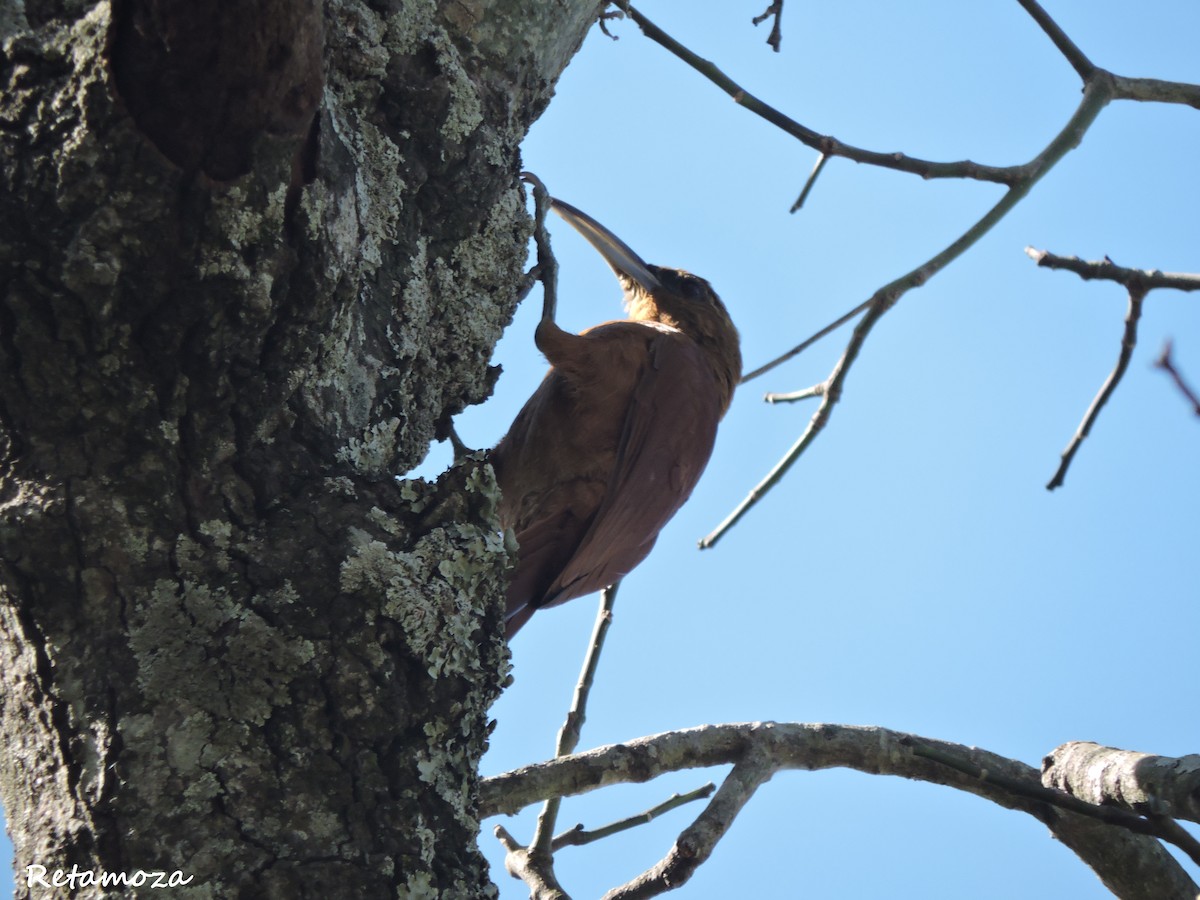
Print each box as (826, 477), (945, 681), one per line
(0, 0), (601, 895)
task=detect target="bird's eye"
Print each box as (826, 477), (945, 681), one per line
(684, 278), (718, 307)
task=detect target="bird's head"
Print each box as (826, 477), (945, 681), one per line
(549, 197), (742, 407)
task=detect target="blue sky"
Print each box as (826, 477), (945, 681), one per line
(475, 2), (1199, 898)
(4, 2), (1198, 897)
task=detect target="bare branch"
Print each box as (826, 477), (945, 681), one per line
(740, 298), (870, 384)
(551, 783), (716, 849)
(534, 585), (620, 850)
(704, 286), (903, 548)
(1024, 249), (1198, 488)
(1014, 0), (1095, 80)
(604, 748), (775, 899)
(790, 152), (828, 213)
(481, 723), (1197, 900)
(495, 825), (571, 900)
(1155, 341), (1200, 416)
(1043, 741), (1200, 826)
(912, 740), (1200, 866)
(751, 2), (784, 53)
(612, 6), (1196, 537)
(614, 5), (1195, 535)
(1111, 73), (1200, 108)
(1046, 285), (1146, 490)
(621, 5), (1020, 186)
(501, 585), (620, 895)
(553, 584), (618, 759)
(703, 79), (1116, 546)
(1025, 247), (1200, 292)
(764, 382), (826, 404)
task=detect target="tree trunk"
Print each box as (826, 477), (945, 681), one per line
(0, 0), (601, 895)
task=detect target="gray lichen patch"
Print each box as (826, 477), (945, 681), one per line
(432, 36), (484, 145)
(129, 573), (315, 725)
(341, 522), (505, 681)
(196, 173), (293, 323)
(284, 1), (534, 480)
(442, 186), (531, 342)
(319, 179), (530, 477)
(0, 0), (596, 891)
(327, 458), (509, 892)
(306, 108), (406, 273)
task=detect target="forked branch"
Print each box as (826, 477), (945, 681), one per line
(1026, 248), (1200, 488)
(751, 2), (784, 53)
(702, 76), (1113, 546)
(483, 723), (1198, 900)
(1155, 341), (1200, 415)
(620, 5), (1020, 185)
(607, 0), (1198, 543)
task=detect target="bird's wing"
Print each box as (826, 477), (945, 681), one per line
(541, 329), (722, 607)
(503, 498), (594, 626)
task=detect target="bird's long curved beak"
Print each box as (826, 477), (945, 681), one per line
(549, 198), (663, 293)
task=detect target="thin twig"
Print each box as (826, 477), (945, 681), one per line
(1046, 286), (1147, 491)
(790, 152), (828, 213)
(531, 584), (620, 855)
(551, 783), (716, 849)
(703, 77), (1115, 547)
(556, 584), (619, 758)
(1024, 248), (1200, 485)
(1154, 341), (1200, 416)
(764, 382), (826, 404)
(616, 5), (1193, 541)
(621, 5), (1018, 186)
(705, 292), (887, 548)
(500, 585), (620, 897)
(1014, 0), (1095, 80)
(1025, 247), (1200, 292)
(751, 2), (784, 53)
(1014, 12), (1200, 107)
(740, 298), (870, 384)
(604, 748), (776, 900)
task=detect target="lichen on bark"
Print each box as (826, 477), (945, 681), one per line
(0, 0), (603, 895)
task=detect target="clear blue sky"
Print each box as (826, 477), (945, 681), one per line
(4, 2), (1198, 897)
(474, 2), (1200, 898)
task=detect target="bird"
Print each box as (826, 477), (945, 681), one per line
(492, 196), (741, 637)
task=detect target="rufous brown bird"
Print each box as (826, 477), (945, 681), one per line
(493, 197), (741, 637)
